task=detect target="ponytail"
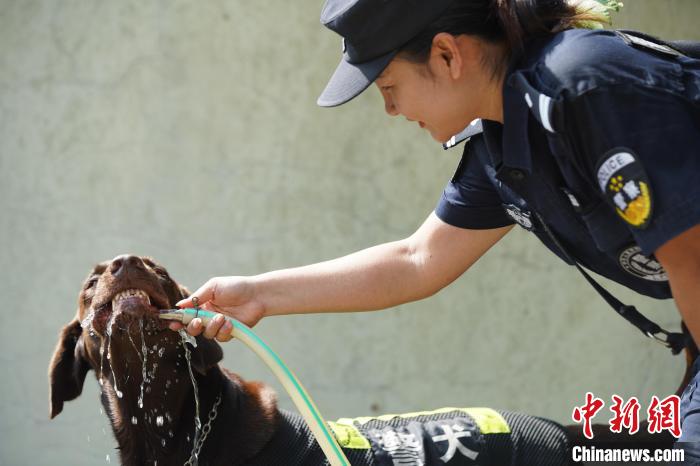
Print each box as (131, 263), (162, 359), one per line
(399, 0), (622, 74)
(493, 0), (622, 52)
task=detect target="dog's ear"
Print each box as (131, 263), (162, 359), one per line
(191, 336), (223, 375)
(48, 319), (91, 419)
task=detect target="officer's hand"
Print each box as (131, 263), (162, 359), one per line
(169, 276), (264, 343)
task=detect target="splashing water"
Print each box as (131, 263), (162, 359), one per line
(106, 312), (123, 398)
(131, 416), (138, 425)
(156, 415), (164, 426)
(179, 330), (197, 348)
(80, 308), (96, 330)
(127, 329), (143, 359)
(138, 320), (148, 409)
(98, 339), (106, 387)
(179, 329), (202, 453)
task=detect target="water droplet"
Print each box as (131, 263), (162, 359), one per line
(156, 416), (164, 426)
(81, 309), (96, 329)
(131, 416), (138, 425)
(168, 430), (173, 438)
(116, 390), (123, 398)
(161, 439), (166, 447)
(106, 454), (111, 463)
(178, 329), (197, 348)
(87, 435), (91, 442)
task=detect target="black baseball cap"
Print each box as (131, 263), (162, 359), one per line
(317, 0), (455, 107)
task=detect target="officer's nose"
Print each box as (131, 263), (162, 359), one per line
(378, 86), (399, 116)
(384, 98), (398, 116)
(110, 254), (146, 276)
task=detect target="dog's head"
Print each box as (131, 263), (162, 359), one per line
(48, 255), (223, 419)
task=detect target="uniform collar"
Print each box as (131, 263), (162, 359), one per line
(480, 42), (547, 175)
(481, 80), (532, 174)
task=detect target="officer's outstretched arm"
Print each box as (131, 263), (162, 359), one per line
(174, 212), (512, 338)
(256, 212), (513, 317)
(655, 224), (700, 346)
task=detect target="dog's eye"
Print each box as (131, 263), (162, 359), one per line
(85, 277), (98, 289)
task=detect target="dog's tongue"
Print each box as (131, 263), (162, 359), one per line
(113, 296), (153, 315)
(112, 289), (156, 317)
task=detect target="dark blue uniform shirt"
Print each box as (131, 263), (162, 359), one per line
(436, 28), (700, 299)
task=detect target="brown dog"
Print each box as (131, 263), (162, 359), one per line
(49, 255), (280, 465)
(49, 255), (675, 465)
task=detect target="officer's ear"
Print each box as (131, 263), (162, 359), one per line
(430, 32), (465, 80)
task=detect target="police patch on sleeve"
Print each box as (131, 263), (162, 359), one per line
(618, 245), (668, 282)
(503, 204), (534, 231)
(596, 149), (653, 229)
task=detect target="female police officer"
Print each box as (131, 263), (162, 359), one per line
(173, 0), (700, 450)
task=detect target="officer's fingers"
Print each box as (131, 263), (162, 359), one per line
(169, 322), (184, 331)
(186, 318), (204, 336)
(176, 278), (217, 308)
(201, 302), (223, 313)
(203, 314), (226, 340)
(215, 319), (234, 343)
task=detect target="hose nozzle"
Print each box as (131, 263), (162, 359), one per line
(158, 308), (214, 326)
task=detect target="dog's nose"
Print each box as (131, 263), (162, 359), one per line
(110, 254), (146, 276)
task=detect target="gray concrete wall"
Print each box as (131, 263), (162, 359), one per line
(1, 1), (698, 464)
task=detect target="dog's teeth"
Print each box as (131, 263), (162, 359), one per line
(112, 289), (151, 305)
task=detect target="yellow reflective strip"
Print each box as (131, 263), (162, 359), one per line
(461, 408), (511, 434)
(337, 407), (510, 435)
(328, 421), (372, 449)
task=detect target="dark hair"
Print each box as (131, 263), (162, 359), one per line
(399, 0), (612, 77)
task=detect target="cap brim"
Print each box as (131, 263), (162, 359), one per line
(317, 50), (397, 107)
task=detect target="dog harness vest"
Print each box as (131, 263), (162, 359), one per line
(249, 407), (570, 465)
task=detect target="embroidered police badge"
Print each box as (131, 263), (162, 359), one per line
(596, 149), (653, 228)
(503, 204), (534, 231)
(618, 245), (668, 282)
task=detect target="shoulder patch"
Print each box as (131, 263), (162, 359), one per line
(596, 148), (653, 229)
(618, 245), (668, 282)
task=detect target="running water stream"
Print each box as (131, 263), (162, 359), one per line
(179, 329), (202, 464)
(138, 320), (148, 409)
(106, 312), (123, 398)
(82, 303), (205, 464)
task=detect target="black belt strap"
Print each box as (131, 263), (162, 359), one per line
(534, 212), (687, 355)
